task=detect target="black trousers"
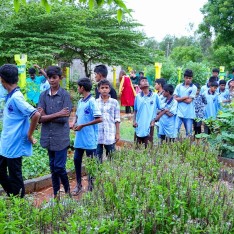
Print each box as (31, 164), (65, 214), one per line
(0, 156), (25, 198)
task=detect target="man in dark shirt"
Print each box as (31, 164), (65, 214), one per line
(38, 66), (72, 199)
(94, 65), (117, 100)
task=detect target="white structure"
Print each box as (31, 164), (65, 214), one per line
(70, 59), (122, 84)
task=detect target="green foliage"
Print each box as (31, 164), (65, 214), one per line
(182, 61), (210, 85)
(1, 141), (234, 233)
(211, 45), (234, 71)
(199, 0), (234, 46)
(201, 103), (234, 158)
(170, 46), (203, 66)
(0, 3), (151, 75)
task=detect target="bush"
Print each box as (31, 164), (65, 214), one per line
(1, 140), (234, 233)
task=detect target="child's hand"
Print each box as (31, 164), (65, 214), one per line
(115, 133), (120, 142)
(28, 135), (37, 144)
(73, 124), (83, 131)
(58, 108), (70, 117)
(133, 121), (138, 128)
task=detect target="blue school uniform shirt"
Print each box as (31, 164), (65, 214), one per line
(26, 75), (46, 104)
(200, 84), (209, 94)
(158, 97), (178, 138)
(0, 88), (36, 158)
(203, 89), (220, 119)
(174, 83), (197, 119)
(0, 83), (7, 120)
(74, 94), (102, 149)
(218, 89), (230, 103)
(134, 91), (160, 137)
(40, 80), (50, 92)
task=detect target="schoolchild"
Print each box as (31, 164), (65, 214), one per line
(133, 77), (160, 148)
(26, 65), (48, 106)
(193, 83), (207, 136)
(155, 78), (167, 105)
(226, 68), (234, 89)
(155, 84), (178, 143)
(38, 66), (72, 199)
(218, 80), (230, 105)
(0, 64), (40, 198)
(174, 69), (197, 137)
(96, 79), (120, 163)
(200, 76), (217, 94)
(203, 81), (219, 134)
(72, 78), (102, 195)
(94, 64), (117, 100)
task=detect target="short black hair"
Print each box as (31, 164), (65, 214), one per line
(155, 78), (166, 88)
(210, 81), (219, 87)
(194, 83), (201, 90)
(0, 64), (19, 84)
(139, 71), (144, 75)
(219, 80), (226, 85)
(212, 68), (220, 73)
(46, 66), (62, 78)
(97, 79), (111, 89)
(208, 76), (217, 83)
(28, 67), (36, 74)
(184, 69), (193, 77)
(77, 77), (92, 91)
(163, 84), (174, 95)
(94, 65), (108, 78)
(138, 76), (148, 85)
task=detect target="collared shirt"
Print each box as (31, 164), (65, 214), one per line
(26, 75), (46, 104)
(203, 89), (219, 119)
(134, 90), (160, 137)
(38, 87), (72, 151)
(218, 89), (230, 104)
(40, 80), (50, 92)
(74, 95), (102, 149)
(194, 94), (207, 119)
(158, 97), (178, 138)
(95, 86), (117, 100)
(0, 88), (36, 158)
(96, 96), (120, 145)
(200, 84), (209, 95)
(174, 83), (197, 119)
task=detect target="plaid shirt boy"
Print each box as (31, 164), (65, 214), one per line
(96, 96), (120, 145)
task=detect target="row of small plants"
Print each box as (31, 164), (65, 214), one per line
(0, 140), (233, 233)
(199, 102), (234, 158)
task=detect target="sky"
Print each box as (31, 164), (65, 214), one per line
(125, 0), (208, 41)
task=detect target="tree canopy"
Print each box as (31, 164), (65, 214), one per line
(0, 2), (153, 76)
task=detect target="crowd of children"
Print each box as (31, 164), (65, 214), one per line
(0, 63), (233, 199)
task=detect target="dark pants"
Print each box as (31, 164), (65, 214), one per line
(0, 156), (25, 198)
(159, 135), (175, 143)
(193, 120), (202, 135)
(125, 106), (134, 114)
(135, 126), (154, 149)
(74, 148), (96, 189)
(204, 124), (211, 135)
(96, 143), (115, 163)
(48, 147), (70, 196)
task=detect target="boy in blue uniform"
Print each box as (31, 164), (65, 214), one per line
(0, 64), (40, 198)
(218, 80), (230, 106)
(26, 65), (48, 106)
(38, 66), (72, 199)
(203, 81), (219, 134)
(96, 80), (120, 163)
(174, 69), (197, 137)
(133, 77), (160, 148)
(156, 84), (178, 143)
(72, 78), (102, 195)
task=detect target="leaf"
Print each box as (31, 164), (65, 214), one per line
(117, 8), (123, 23)
(96, 0), (104, 6)
(89, 0), (95, 9)
(14, 0), (20, 12)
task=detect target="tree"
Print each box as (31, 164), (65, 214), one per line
(199, 0), (234, 46)
(0, 3), (152, 76)
(11, 0), (129, 22)
(170, 46), (203, 66)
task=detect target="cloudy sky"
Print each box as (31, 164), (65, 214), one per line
(125, 0), (207, 41)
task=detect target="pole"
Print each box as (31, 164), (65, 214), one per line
(14, 54), (27, 89)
